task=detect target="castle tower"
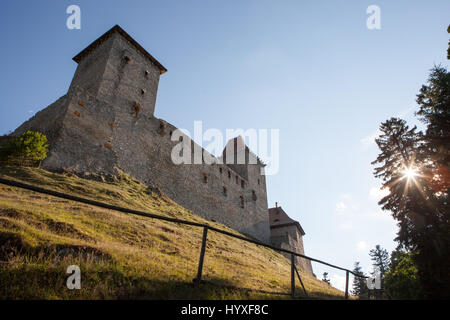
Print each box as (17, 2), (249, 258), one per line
(69, 25), (167, 117)
(13, 25), (167, 173)
(222, 136), (266, 187)
(268, 205), (314, 275)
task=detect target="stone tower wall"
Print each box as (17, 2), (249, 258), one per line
(69, 32), (161, 117)
(270, 225), (314, 275)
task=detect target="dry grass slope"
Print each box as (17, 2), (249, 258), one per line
(0, 166), (346, 299)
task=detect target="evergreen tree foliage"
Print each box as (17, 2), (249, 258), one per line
(447, 25), (449, 60)
(372, 66), (450, 299)
(369, 245), (390, 279)
(385, 248), (422, 299)
(351, 262), (368, 297)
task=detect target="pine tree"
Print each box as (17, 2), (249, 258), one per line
(369, 245), (389, 299)
(369, 245), (389, 278)
(416, 66), (450, 192)
(372, 66), (450, 299)
(413, 66), (450, 299)
(447, 25), (449, 60)
(371, 118), (422, 250)
(351, 262), (368, 298)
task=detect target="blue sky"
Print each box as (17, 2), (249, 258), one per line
(1, 1), (449, 291)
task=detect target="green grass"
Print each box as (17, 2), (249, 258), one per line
(0, 166), (347, 299)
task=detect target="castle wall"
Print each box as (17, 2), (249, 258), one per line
(29, 94), (270, 241)
(13, 95), (68, 141)
(111, 114), (271, 242)
(68, 36), (115, 98)
(12, 27), (272, 243)
(12, 95), (69, 166)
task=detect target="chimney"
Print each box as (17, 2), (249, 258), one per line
(275, 202), (278, 208)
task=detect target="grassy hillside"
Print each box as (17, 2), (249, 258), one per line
(0, 166), (346, 299)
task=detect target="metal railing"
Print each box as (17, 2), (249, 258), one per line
(0, 177), (367, 299)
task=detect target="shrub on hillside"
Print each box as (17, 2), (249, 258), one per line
(0, 131), (49, 165)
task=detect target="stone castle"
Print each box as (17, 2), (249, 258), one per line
(13, 25), (313, 274)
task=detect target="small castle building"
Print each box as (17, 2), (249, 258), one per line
(269, 204), (313, 274)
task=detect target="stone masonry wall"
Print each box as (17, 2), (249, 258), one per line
(15, 89), (271, 242)
(270, 225), (314, 275)
(12, 28), (271, 243)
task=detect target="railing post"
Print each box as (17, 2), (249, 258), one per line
(194, 226), (208, 283)
(345, 270), (349, 299)
(291, 254), (295, 299)
(294, 265), (309, 298)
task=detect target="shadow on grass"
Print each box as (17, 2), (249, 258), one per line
(0, 263), (303, 300)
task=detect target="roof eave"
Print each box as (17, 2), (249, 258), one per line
(72, 25), (167, 75)
(270, 222), (305, 236)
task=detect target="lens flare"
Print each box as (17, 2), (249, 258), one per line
(402, 167), (418, 180)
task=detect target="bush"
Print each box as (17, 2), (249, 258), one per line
(0, 131), (49, 164)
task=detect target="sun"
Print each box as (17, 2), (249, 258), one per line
(402, 167), (418, 180)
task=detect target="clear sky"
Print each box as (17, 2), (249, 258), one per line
(1, 1), (449, 291)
